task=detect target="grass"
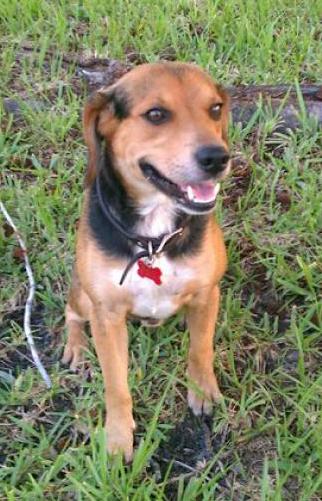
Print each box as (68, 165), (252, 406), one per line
(0, 0), (322, 499)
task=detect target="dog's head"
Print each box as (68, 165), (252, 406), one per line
(84, 62), (230, 215)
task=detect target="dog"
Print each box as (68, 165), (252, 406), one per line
(63, 62), (230, 461)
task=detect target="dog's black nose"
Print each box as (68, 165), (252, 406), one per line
(195, 145), (230, 173)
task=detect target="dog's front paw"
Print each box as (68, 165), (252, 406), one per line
(106, 417), (136, 463)
(187, 369), (223, 416)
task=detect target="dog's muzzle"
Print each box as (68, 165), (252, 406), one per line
(139, 160), (225, 214)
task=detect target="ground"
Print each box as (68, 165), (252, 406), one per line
(0, 1), (322, 499)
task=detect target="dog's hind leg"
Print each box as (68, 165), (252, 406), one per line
(62, 269), (90, 371)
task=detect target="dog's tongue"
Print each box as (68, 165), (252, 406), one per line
(185, 181), (220, 203)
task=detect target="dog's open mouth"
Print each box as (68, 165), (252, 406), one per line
(139, 161), (220, 213)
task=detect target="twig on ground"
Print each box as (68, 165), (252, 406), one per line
(166, 470), (197, 484)
(0, 201), (52, 388)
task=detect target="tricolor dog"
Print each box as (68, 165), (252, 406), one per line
(63, 62), (231, 461)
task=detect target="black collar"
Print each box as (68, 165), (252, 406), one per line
(95, 174), (186, 285)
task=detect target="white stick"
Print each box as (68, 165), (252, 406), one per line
(0, 202), (52, 388)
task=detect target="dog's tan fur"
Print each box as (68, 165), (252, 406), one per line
(63, 62), (230, 461)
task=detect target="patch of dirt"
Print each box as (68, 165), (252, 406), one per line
(151, 410), (282, 499)
(0, 302), (59, 374)
(150, 411), (231, 498)
(156, 412), (227, 473)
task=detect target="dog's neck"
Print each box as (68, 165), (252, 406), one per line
(88, 150), (208, 259)
(136, 192), (177, 239)
(98, 149), (179, 241)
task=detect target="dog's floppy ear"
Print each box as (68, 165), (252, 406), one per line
(83, 81), (131, 186)
(83, 88), (113, 186)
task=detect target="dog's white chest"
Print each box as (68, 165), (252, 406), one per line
(106, 198), (195, 319)
(130, 257), (191, 318)
(114, 256), (193, 319)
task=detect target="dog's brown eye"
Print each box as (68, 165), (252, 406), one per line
(209, 103), (223, 120)
(144, 107), (170, 125)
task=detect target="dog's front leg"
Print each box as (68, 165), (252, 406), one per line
(90, 306), (135, 462)
(186, 284), (223, 415)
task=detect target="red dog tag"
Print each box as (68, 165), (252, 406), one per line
(137, 259), (162, 285)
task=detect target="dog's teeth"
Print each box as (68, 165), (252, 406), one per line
(186, 185), (194, 201)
